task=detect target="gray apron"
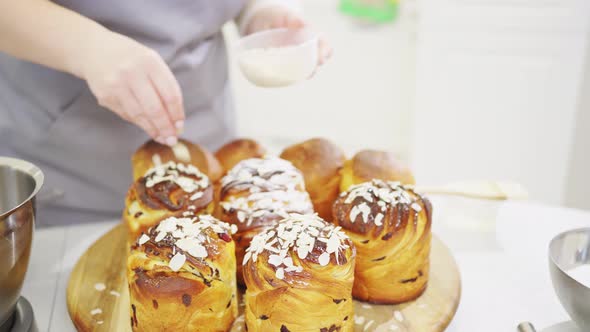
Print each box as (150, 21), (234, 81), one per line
(0, 0), (245, 225)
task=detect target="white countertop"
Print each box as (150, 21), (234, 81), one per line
(21, 198), (590, 332)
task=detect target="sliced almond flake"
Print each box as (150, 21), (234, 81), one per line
(252, 210), (267, 217)
(243, 251), (252, 265)
(172, 229), (185, 238)
(374, 213), (384, 226)
(275, 267), (285, 279)
(230, 224), (238, 234)
(297, 246), (309, 260)
(358, 203), (372, 223)
(154, 231), (166, 242)
(394, 310), (404, 322)
(188, 244), (207, 258)
(94, 283), (106, 292)
(285, 266), (300, 272)
(318, 252), (330, 266)
(90, 308), (102, 316)
(268, 254), (283, 267)
(411, 202), (422, 212)
(349, 206), (361, 223)
(364, 320), (374, 331)
(237, 211), (246, 223)
(354, 316), (366, 325)
(266, 246), (280, 254)
(169, 253), (186, 272)
(190, 191), (204, 201)
(283, 257), (294, 268)
(109, 290), (121, 297)
(171, 142), (190, 162)
(360, 192), (374, 202)
(326, 235), (341, 254)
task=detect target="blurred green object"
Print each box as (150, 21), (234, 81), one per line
(340, 0), (399, 23)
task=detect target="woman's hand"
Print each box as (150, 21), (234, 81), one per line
(244, 6), (332, 65)
(80, 30), (184, 146)
(0, 1), (182, 145)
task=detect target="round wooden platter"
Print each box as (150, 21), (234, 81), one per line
(67, 223), (461, 332)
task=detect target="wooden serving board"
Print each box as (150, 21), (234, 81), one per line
(67, 224), (461, 332)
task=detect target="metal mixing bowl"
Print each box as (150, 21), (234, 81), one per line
(0, 157), (44, 331)
(549, 228), (590, 331)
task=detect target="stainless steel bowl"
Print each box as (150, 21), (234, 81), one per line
(549, 228), (590, 331)
(0, 157), (43, 331)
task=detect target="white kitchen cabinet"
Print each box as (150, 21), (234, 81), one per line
(412, 0), (590, 205)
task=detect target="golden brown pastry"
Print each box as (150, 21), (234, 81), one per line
(127, 215), (238, 332)
(124, 161), (214, 242)
(280, 138), (346, 221)
(132, 139), (223, 182)
(340, 149), (415, 192)
(214, 138), (266, 173)
(332, 179), (431, 304)
(215, 157), (313, 284)
(243, 214), (355, 332)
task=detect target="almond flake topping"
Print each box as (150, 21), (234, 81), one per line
(220, 157), (313, 226)
(169, 253), (186, 272)
(243, 214), (350, 279)
(138, 234), (150, 246)
(136, 215), (236, 271)
(143, 161), (209, 193)
(343, 179), (425, 225)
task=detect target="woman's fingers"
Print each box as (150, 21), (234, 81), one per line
(83, 32), (184, 145)
(147, 57), (185, 132)
(128, 70), (177, 145)
(285, 14), (305, 29)
(117, 88), (159, 139)
(318, 37), (333, 65)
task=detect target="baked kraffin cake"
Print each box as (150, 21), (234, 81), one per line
(280, 138), (346, 222)
(214, 138), (267, 173)
(215, 157), (313, 284)
(340, 149), (415, 192)
(132, 139), (223, 182)
(127, 215), (238, 332)
(242, 214), (355, 332)
(124, 161), (214, 242)
(332, 179), (432, 304)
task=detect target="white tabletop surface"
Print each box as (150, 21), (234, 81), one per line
(20, 197), (590, 332)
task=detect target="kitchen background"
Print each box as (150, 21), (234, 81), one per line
(225, 0), (590, 210)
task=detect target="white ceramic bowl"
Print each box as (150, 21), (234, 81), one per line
(236, 28), (319, 88)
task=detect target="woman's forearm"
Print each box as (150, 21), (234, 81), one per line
(0, 0), (185, 145)
(0, 0), (108, 78)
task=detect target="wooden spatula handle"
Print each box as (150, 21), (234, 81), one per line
(415, 181), (528, 200)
